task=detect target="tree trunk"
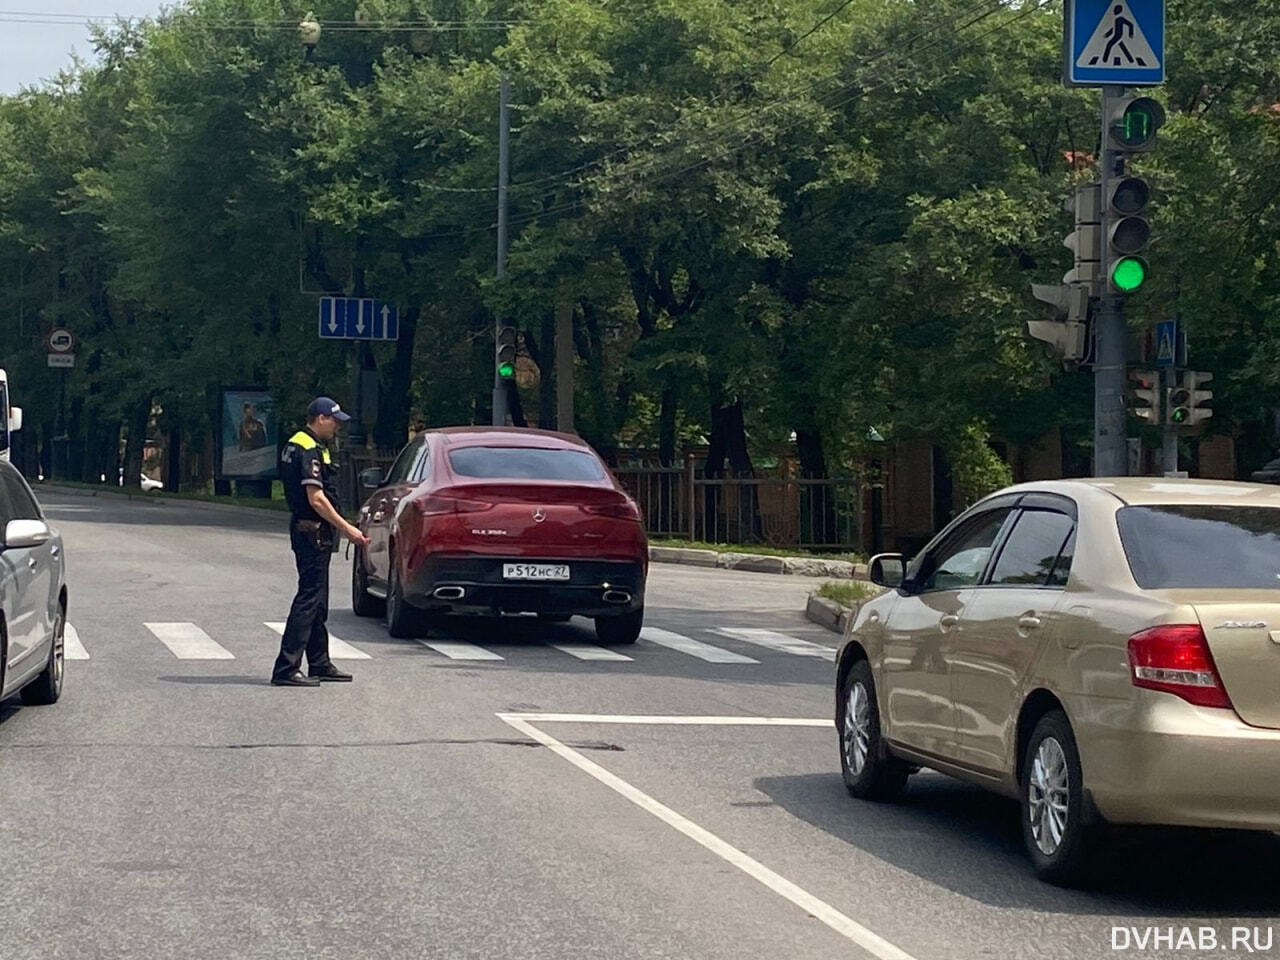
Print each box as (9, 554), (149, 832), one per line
(658, 388), (678, 467)
(166, 426), (182, 492)
(374, 305), (419, 449)
(538, 309), (556, 429)
(123, 396), (150, 490)
(507, 380), (528, 428)
(705, 390), (757, 543)
(795, 428), (834, 547)
(68, 396), (86, 481)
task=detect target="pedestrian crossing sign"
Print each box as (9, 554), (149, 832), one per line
(1066, 0), (1164, 87)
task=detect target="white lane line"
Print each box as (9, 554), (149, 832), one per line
(713, 627), (836, 661)
(641, 627), (758, 663)
(263, 622), (371, 660)
(550, 643), (634, 662)
(145, 622), (234, 660)
(64, 623), (90, 660)
(498, 714), (918, 960)
(418, 640), (505, 661)
(498, 714), (829, 726)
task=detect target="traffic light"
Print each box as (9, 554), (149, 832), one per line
(1024, 183), (1097, 361)
(1063, 184), (1101, 291)
(1129, 370), (1161, 423)
(1107, 97), (1165, 153)
(1165, 371), (1213, 426)
(1103, 96), (1165, 295)
(496, 325), (517, 380)
(1183, 370), (1213, 425)
(1025, 283), (1089, 362)
(1166, 383), (1191, 425)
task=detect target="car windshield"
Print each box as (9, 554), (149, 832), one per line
(448, 446), (605, 481)
(1117, 504), (1280, 589)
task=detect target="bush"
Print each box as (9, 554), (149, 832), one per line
(945, 422), (1013, 511)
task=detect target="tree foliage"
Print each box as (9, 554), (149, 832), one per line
(1, 0), (1278, 488)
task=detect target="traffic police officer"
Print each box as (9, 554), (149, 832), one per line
(271, 397), (370, 687)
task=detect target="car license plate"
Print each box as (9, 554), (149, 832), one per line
(503, 563), (570, 581)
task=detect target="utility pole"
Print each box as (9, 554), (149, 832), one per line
(1093, 84), (1128, 477)
(492, 75), (511, 427)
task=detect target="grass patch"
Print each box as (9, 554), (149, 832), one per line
(815, 580), (881, 608)
(649, 538), (864, 564)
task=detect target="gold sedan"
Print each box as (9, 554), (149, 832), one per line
(834, 478), (1280, 884)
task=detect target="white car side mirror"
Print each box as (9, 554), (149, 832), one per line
(4, 519), (50, 549)
(8, 406), (22, 433)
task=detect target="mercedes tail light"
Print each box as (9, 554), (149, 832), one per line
(586, 500), (642, 521)
(1127, 624), (1233, 709)
(415, 492), (492, 516)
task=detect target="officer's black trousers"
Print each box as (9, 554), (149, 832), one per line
(272, 531), (333, 679)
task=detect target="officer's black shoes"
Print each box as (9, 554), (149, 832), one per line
(271, 670), (321, 687)
(309, 665), (353, 682)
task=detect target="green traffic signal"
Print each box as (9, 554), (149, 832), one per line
(1111, 257), (1147, 293)
(1110, 97), (1166, 151)
(498, 361), (515, 379)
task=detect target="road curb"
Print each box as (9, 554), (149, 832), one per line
(648, 546), (719, 567)
(647, 547), (866, 579)
(805, 595), (852, 635)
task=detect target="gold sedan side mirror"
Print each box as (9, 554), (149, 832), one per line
(868, 553), (905, 589)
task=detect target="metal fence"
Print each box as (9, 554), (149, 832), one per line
(614, 465), (863, 552)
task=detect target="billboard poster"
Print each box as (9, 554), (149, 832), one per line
(220, 388), (278, 479)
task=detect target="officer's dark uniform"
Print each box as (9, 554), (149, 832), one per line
(272, 426), (339, 681)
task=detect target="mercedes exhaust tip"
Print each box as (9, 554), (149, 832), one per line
(602, 589), (632, 605)
(432, 586), (466, 601)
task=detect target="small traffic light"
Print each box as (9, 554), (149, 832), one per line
(1129, 370), (1161, 423)
(1185, 370), (1213, 425)
(1166, 385), (1191, 425)
(1165, 371), (1213, 426)
(1107, 97), (1166, 152)
(496, 325), (517, 379)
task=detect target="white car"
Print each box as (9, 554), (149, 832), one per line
(0, 460), (67, 707)
(140, 474), (164, 492)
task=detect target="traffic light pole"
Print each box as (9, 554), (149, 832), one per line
(1161, 365), (1178, 474)
(1093, 85), (1129, 477)
(492, 74), (511, 428)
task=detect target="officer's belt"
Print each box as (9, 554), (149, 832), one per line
(294, 519), (326, 533)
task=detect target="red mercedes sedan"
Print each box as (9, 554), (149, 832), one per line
(352, 428), (648, 644)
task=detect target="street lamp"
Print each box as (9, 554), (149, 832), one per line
(299, 12), (321, 60)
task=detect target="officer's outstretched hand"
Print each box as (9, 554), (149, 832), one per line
(344, 523), (371, 548)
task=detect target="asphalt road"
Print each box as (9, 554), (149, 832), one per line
(1, 491), (1276, 960)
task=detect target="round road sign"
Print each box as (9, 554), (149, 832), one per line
(48, 328), (75, 353)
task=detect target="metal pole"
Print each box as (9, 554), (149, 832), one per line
(1161, 365), (1178, 474)
(1093, 85), (1128, 477)
(492, 75), (511, 427)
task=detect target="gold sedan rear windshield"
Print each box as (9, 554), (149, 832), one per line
(1117, 505), (1280, 589)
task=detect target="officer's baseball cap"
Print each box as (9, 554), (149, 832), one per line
(307, 397), (351, 422)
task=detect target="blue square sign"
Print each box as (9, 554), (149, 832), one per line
(1066, 0), (1164, 87)
(317, 297), (400, 341)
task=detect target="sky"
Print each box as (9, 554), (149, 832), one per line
(0, 2), (170, 94)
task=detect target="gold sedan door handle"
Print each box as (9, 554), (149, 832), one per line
(1019, 615), (1043, 630)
